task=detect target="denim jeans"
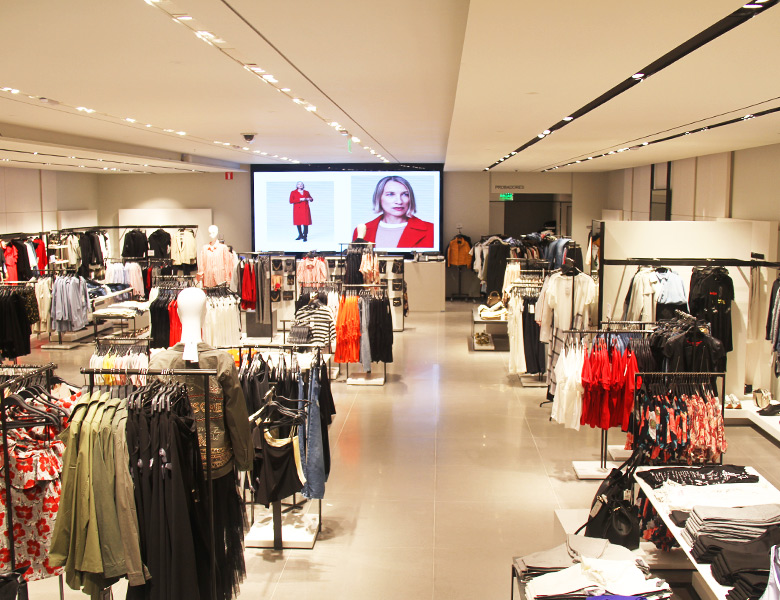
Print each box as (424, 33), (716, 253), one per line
(359, 297), (372, 372)
(298, 372), (325, 499)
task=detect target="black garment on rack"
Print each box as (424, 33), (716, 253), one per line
(689, 266), (734, 352)
(522, 298), (545, 374)
(149, 290), (174, 348)
(122, 229), (149, 259)
(368, 296), (394, 363)
(148, 229), (172, 259)
(251, 425), (304, 507)
(485, 242), (511, 295)
(663, 328), (726, 372)
(0, 291), (32, 359)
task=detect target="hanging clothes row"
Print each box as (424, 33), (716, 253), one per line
(506, 271), (546, 376)
(621, 266), (689, 322)
(149, 284), (187, 349)
(537, 264), (598, 396)
(238, 349), (335, 504)
(766, 272), (780, 376)
(292, 293), (337, 349)
(203, 285), (242, 347)
(106, 261), (145, 297)
(0, 283), (39, 359)
(88, 338), (150, 386)
(689, 266), (734, 352)
(625, 373), (726, 464)
(51, 275), (90, 333)
(343, 242), (379, 285)
(230, 254), (271, 325)
(334, 288), (393, 368)
(0, 366), (74, 586)
(2, 237), (45, 281)
(648, 313), (726, 372)
(296, 255), (330, 287)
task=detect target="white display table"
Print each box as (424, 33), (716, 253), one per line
(404, 259), (445, 312)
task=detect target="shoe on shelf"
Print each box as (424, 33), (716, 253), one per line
(758, 402), (780, 416)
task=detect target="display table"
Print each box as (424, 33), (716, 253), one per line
(404, 259), (445, 312)
(471, 307), (507, 351)
(633, 466), (780, 600)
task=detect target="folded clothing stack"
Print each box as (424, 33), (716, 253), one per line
(524, 556), (671, 600)
(692, 526), (780, 563)
(726, 573), (771, 600)
(513, 535), (637, 583)
(681, 504), (780, 547)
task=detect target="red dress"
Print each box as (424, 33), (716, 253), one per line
(289, 190), (313, 226)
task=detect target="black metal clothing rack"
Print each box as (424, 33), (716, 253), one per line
(597, 253), (780, 323)
(223, 345), (324, 550)
(80, 366), (219, 600)
(0, 363), (62, 600)
(560, 327), (656, 468)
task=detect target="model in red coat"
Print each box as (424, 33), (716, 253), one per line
(352, 175), (434, 248)
(289, 181), (313, 241)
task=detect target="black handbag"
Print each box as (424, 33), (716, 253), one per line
(577, 450), (642, 549)
(392, 298), (401, 307)
(270, 290), (281, 303)
(0, 567), (28, 600)
(282, 291), (294, 301)
(392, 281), (403, 292)
(288, 324), (313, 344)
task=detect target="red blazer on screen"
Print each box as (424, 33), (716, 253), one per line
(352, 216), (434, 249)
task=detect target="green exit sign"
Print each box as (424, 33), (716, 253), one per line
(499, 193), (513, 200)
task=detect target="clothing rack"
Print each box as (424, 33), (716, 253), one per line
(562, 327), (656, 473)
(0, 363), (62, 600)
(57, 225), (199, 233)
(597, 255), (780, 323)
(80, 366), (219, 600)
(221, 346), (324, 550)
(632, 371), (726, 466)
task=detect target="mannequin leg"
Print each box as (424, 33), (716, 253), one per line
(296, 225), (303, 240)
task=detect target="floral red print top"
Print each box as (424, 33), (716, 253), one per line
(0, 432), (65, 581)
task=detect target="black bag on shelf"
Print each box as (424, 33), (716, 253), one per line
(282, 291), (294, 301)
(577, 450), (642, 550)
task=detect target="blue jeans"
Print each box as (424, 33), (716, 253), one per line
(298, 372), (326, 499)
(359, 297), (372, 372)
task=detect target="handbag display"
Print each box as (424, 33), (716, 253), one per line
(379, 261), (387, 274)
(282, 291), (294, 301)
(270, 290), (281, 303)
(486, 291), (502, 307)
(392, 298), (401, 307)
(288, 324), (313, 344)
(578, 450), (642, 550)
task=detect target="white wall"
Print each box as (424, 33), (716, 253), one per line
(731, 142), (780, 222)
(571, 172), (609, 247)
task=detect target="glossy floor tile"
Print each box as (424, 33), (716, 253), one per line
(17, 302), (780, 599)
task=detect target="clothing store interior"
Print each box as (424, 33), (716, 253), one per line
(2, 1), (780, 600)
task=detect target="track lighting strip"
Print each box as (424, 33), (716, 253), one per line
(485, 0), (779, 170)
(540, 104), (780, 171)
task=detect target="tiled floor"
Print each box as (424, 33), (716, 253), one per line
(19, 302), (780, 599)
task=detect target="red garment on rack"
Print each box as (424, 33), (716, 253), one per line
(33, 238), (47, 270)
(334, 295), (360, 363)
(169, 299), (182, 346)
(241, 262), (256, 310)
(4, 244), (18, 281)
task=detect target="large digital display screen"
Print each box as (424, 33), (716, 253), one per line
(252, 165), (441, 253)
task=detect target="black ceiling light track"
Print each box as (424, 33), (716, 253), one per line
(541, 104), (780, 171)
(486, 0), (779, 170)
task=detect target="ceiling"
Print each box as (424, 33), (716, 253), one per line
(0, 0), (778, 174)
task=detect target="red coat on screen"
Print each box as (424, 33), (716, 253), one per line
(289, 190), (313, 225)
(352, 216), (434, 249)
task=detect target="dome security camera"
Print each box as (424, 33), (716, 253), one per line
(242, 133), (256, 144)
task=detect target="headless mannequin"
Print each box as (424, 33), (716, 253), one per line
(177, 287), (207, 362)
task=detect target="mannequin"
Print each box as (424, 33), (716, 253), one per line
(177, 287), (207, 361)
(197, 224), (234, 286)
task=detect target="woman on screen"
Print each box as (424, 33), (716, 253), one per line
(289, 181), (313, 241)
(352, 176), (434, 248)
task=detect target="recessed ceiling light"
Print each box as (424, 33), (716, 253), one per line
(743, 3), (762, 7)
(145, 123), (151, 127)
(173, 15), (192, 20)
(537, 134), (545, 139)
(222, 142), (230, 146)
(242, 147), (249, 151)
(351, 136), (361, 143)
(176, 131), (186, 135)
(642, 142), (649, 146)
(76, 106), (95, 113)
(260, 152), (267, 155)
(125, 118), (136, 123)
(281, 88), (290, 92)
(262, 74), (277, 83)
(305, 105), (316, 112)
(543, 130), (551, 135)
(632, 73), (644, 79)
(163, 129), (174, 132)
(563, 116), (573, 121)
(272, 155), (278, 158)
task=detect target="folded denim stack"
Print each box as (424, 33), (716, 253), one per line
(681, 504), (780, 547)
